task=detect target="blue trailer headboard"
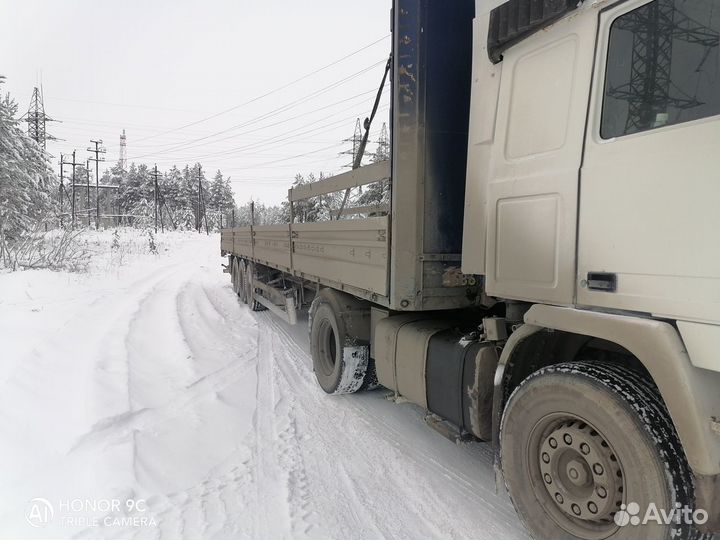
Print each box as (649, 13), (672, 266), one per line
(389, 0), (476, 309)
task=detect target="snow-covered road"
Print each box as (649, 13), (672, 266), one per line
(0, 232), (528, 540)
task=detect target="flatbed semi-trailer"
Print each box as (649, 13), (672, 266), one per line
(221, 0), (720, 538)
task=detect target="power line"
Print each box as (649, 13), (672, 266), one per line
(46, 95), (207, 114)
(139, 86), (390, 161)
(128, 59), (387, 160)
(133, 34), (390, 144)
(48, 56), (390, 178)
(220, 142), (345, 171)
(209, 105), (390, 163)
(54, 103), (390, 188)
(147, 100), (390, 166)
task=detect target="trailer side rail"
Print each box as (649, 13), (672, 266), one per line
(222, 160), (392, 307)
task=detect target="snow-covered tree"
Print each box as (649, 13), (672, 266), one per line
(153, 165), (181, 229)
(117, 163), (152, 225)
(356, 179), (390, 208)
(77, 156), (235, 231)
(206, 169), (236, 230)
(0, 76), (57, 241)
(209, 170), (225, 210)
(283, 172), (338, 223)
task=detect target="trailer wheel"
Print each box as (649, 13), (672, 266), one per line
(244, 262), (266, 312)
(232, 258), (247, 303)
(500, 361), (699, 540)
(230, 258), (238, 293)
(309, 289), (369, 395)
(237, 259), (247, 304)
(231, 258), (240, 295)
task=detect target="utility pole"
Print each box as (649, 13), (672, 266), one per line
(67, 151), (83, 229)
(22, 87), (58, 150)
(159, 191), (176, 230)
(151, 165), (161, 234)
(608, 0), (718, 133)
(86, 160), (91, 227)
(87, 140), (106, 229)
(117, 176), (122, 227)
(336, 55), (392, 219)
(119, 130), (127, 172)
(199, 176), (209, 235)
(197, 165), (203, 233)
(375, 122), (390, 162)
(194, 165), (210, 235)
(59, 154), (65, 227)
(341, 118), (363, 168)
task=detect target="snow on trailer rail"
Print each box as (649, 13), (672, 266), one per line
(220, 160), (392, 324)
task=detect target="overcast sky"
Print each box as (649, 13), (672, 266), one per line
(1, 0), (392, 205)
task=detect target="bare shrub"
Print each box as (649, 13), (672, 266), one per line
(147, 230), (158, 254)
(109, 229), (129, 268)
(0, 222), (92, 272)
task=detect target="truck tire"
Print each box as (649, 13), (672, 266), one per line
(244, 262), (266, 312)
(309, 289), (370, 395)
(230, 258), (239, 293)
(500, 361), (699, 540)
(232, 258), (247, 303)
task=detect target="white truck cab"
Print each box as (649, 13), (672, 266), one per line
(462, 0), (720, 537)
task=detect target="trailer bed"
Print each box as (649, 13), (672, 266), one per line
(223, 216), (389, 303)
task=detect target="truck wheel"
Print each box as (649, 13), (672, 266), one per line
(244, 262), (266, 312)
(501, 361), (698, 540)
(309, 290), (369, 395)
(230, 258), (239, 293)
(230, 257), (250, 302)
(235, 259), (247, 304)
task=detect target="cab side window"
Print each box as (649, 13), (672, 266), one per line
(601, 0), (720, 139)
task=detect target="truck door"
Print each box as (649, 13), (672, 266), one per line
(578, 0), (720, 323)
(484, 10), (597, 306)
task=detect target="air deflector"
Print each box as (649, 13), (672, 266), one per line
(488, 0), (579, 63)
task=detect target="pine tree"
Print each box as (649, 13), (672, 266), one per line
(209, 170), (225, 211)
(117, 163), (152, 226)
(0, 76), (57, 241)
(91, 158), (236, 230)
(207, 169), (232, 230)
(174, 165), (196, 229)
(158, 166), (183, 228)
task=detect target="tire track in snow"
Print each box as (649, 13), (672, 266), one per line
(266, 332), (314, 538)
(25, 233), (527, 540)
(250, 322), (292, 538)
(71, 301), (256, 454)
(264, 316), (447, 539)
(259, 311), (528, 540)
(73, 257), (263, 540)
